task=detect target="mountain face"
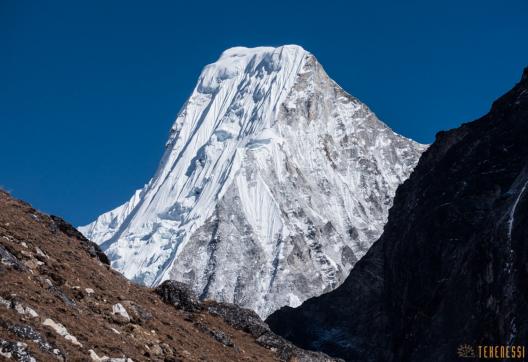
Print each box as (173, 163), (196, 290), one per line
(267, 68), (528, 361)
(79, 45), (425, 318)
(0, 190), (339, 362)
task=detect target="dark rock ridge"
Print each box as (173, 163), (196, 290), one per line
(155, 280), (202, 313)
(267, 67), (528, 361)
(49, 214), (110, 265)
(156, 280), (342, 361)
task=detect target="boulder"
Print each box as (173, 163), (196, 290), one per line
(207, 301), (269, 338)
(154, 281), (201, 312)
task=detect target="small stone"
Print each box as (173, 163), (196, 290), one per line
(35, 247), (48, 258)
(111, 328), (121, 335)
(20, 250), (32, 258)
(24, 259), (41, 270)
(150, 344), (163, 356)
(120, 301), (152, 325)
(0, 296), (10, 308)
(14, 303), (25, 315)
(112, 303), (131, 322)
(89, 349), (108, 361)
(24, 306), (39, 318)
(42, 318), (82, 347)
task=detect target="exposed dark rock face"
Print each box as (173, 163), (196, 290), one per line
(0, 244), (26, 271)
(155, 280), (202, 312)
(156, 282), (341, 361)
(0, 339), (36, 362)
(267, 68), (528, 361)
(50, 214), (110, 265)
(0, 321), (64, 359)
(194, 321), (235, 347)
(207, 301), (270, 338)
(267, 241), (388, 361)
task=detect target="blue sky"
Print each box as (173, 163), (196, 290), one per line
(1, 0), (527, 225)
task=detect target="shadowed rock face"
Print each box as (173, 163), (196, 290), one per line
(155, 280), (202, 312)
(155, 280), (341, 361)
(267, 68), (528, 361)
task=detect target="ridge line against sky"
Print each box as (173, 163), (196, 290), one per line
(1, 0), (527, 225)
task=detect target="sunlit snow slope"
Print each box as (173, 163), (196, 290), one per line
(79, 45), (426, 318)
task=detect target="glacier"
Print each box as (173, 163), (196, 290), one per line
(79, 45), (426, 318)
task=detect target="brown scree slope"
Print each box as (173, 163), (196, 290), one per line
(0, 190), (337, 362)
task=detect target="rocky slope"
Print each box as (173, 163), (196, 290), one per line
(79, 45), (425, 318)
(267, 68), (528, 361)
(0, 190), (338, 361)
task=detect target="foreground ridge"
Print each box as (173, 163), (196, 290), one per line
(0, 190), (338, 361)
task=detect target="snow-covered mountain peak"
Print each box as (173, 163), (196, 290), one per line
(196, 45), (307, 95)
(217, 45), (306, 64)
(79, 46), (426, 318)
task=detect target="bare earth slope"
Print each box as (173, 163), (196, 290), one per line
(0, 190), (336, 362)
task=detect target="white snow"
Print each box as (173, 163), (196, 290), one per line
(79, 45), (426, 317)
(507, 178), (528, 239)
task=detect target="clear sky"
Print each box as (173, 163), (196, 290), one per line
(1, 0), (527, 226)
